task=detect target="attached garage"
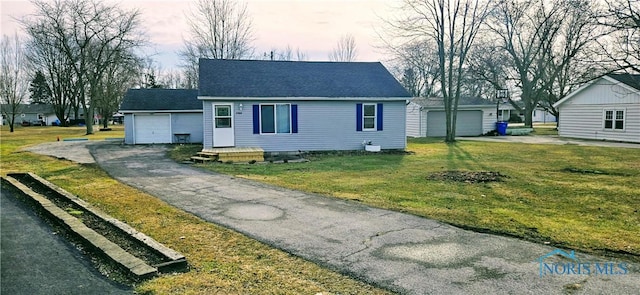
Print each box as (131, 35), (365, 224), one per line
(407, 97), (509, 137)
(120, 89), (203, 145)
(133, 114), (171, 144)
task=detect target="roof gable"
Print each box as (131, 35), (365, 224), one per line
(120, 89), (200, 111)
(553, 73), (640, 108)
(198, 59), (411, 98)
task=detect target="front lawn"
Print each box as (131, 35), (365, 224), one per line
(184, 137), (640, 261)
(1, 126), (388, 294)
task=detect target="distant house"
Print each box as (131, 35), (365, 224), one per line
(197, 59), (411, 152)
(406, 97), (511, 137)
(120, 89), (202, 144)
(0, 104), (58, 126)
(532, 108), (556, 123)
(553, 73), (640, 143)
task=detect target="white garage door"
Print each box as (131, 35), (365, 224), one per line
(134, 114), (171, 144)
(427, 110), (483, 137)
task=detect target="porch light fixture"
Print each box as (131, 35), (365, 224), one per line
(238, 103), (243, 111)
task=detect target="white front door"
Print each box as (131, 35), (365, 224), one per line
(213, 103), (234, 147)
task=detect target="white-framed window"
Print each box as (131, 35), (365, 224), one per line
(260, 103), (291, 134)
(603, 109), (625, 131)
(214, 105), (232, 128)
(362, 103), (377, 131)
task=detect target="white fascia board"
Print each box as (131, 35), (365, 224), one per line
(197, 96), (410, 101)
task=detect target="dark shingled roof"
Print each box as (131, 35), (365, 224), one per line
(411, 97), (495, 107)
(0, 104), (54, 113)
(198, 59), (411, 98)
(609, 73), (640, 91)
(120, 89), (200, 111)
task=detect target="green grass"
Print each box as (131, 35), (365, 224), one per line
(185, 137), (640, 261)
(532, 127), (558, 135)
(1, 125), (389, 294)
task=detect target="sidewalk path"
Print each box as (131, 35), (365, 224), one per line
(84, 143), (639, 294)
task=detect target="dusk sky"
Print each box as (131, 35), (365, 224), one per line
(1, 0), (400, 70)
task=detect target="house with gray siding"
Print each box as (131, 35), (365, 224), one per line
(120, 89), (202, 144)
(1, 104), (58, 126)
(406, 97), (510, 137)
(553, 73), (640, 143)
(198, 59), (411, 152)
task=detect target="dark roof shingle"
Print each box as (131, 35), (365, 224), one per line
(411, 97), (495, 107)
(0, 104), (54, 114)
(120, 89), (200, 111)
(198, 59), (411, 98)
(608, 73), (640, 91)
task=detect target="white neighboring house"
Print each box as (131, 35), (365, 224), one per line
(406, 97), (512, 137)
(532, 108), (556, 123)
(553, 73), (640, 143)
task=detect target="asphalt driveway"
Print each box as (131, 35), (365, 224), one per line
(79, 143), (639, 294)
(1, 183), (132, 295)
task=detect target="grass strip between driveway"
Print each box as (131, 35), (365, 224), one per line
(1, 126), (389, 294)
(172, 135), (640, 262)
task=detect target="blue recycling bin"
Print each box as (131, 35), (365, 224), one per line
(496, 121), (508, 136)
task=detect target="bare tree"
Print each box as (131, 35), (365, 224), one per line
(0, 33), (28, 132)
(295, 48), (308, 61)
(265, 45), (308, 61)
(600, 0), (640, 73)
(393, 40), (440, 97)
(539, 0), (610, 121)
(329, 34), (358, 62)
(24, 16), (79, 126)
(94, 52), (139, 129)
(482, 0), (608, 127)
(136, 57), (163, 88)
(180, 0), (255, 88)
(24, 0), (145, 134)
(386, 0), (491, 142)
(158, 69), (188, 89)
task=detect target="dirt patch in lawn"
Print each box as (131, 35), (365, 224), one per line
(426, 171), (509, 183)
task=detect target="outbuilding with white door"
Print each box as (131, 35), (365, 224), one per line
(120, 89), (203, 144)
(406, 97), (510, 137)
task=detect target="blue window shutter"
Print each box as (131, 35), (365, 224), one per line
(252, 104), (260, 134)
(377, 103), (383, 131)
(291, 104), (298, 133)
(356, 103), (363, 131)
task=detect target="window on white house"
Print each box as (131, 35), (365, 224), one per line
(604, 109), (625, 130)
(363, 103), (376, 130)
(260, 104), (291, 134)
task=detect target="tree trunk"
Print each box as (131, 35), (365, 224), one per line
(83, 105), (94, 134)
(524, 108), (533, 127)
(9, 114), (16, 132)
